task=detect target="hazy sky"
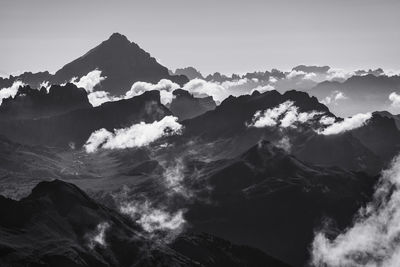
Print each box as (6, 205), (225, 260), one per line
(1, 0), (399, 76)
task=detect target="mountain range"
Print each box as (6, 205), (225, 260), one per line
(1, 32), (400, 267)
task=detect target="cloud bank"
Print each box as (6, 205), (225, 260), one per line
(312, 155), (400, 267)
(0, 81), (25, 105)
(84, 116), (183, 153)
(318, 113), (371, 135)
(389, 92), (400, 108)
(248, 101), (322, 129)
(126, 79), (180, 105)
(71, 70), (105, 93)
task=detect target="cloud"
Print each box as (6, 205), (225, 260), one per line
(88, 90), (121, 107)
(71, 69), (106, 93)
(161, 158), (192, 198)
(0, 80), (25, 105)
(121, 201), (185, 233)
(319, 116), (336, 126)
(389, 92), (400, 108)
(88, 222), (110, 249)
(321, 91), (348, 105)
(312, 155), (400, 267)
(274, 136), (291, 153)
(248, 101), (322, 129)
(125, 79), (180, 105)
(39, 81), (51, 92)
(318, 112), (372, 135)
(182, 78), (228, 103)
(84, 116), (183, 153)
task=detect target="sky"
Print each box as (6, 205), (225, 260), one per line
(1, 0), (399, 76)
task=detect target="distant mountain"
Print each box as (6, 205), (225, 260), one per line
(169, 89), (216, 120)
(0, 90), (171, 147)
(0, 179), (290, 267)
(0, 83), (91, 120)
(292, 65), (330, 74)
(51, 33), (188, 95)
(186, 140), (376, 267)
(0, 71), (52, 89)
(351, 112), (400, 163)
(182, 90), (387, 174)
(183, 90), (332, 140)
(309, 74), (400, 116)
(173, 67), (204, 80)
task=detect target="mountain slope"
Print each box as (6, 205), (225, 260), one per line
(186, 140), (376, 266)
(0, 83), (91, 120)
(169, 89), (216, 120)
(0, 179), (291, 267)
(52, 33), (188, 95)
(0, 90), (171, 147)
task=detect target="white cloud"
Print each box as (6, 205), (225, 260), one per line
(312, 155), (400, 267)
(321, 91), (348, 106)
(319, 116), (336, 126)
(274, 136), (291, 153)
(161, 158), (192, 198)
(0, 80), (25, 105)
(88, 90), (121, 107)
(248, 101), (322, 129)
(88, 222), (110, 249)
(125, 79), (180, 105)
(182, 78), (228, 103)
(318, 112), (372, 135)
(120, 201), (185, 233)
(84, 116), (183, 153)
(39, 81), (51, 92)
(389, 92), (400, 108)
(71, 69), (106, 93)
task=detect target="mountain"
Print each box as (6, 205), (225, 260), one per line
(309, 74), (400, 117)
(172, 67), (204, 80)
(0, 71), (52, 89)
(292, 65), (330, 74)
(181, 90), (387, 174)
(0, 83), (91, 120)
(186, 140), (376, 266)
(0, 90), (171, 147)
(51, 33), (188, 95)
(0, 179), (291, 267)
(351, 112), (400, 163)
(183, 90), (332, 140)
(169, 89), (216, 120)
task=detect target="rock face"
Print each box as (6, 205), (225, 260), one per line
(0, 83), (91, 120)
(169, 89), (216, 120)
(0, 179), (291, 267)
(51, 33), (188, 95)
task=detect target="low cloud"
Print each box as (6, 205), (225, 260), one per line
(389, 92), (400, 108)
(248, 101), (322, 129)
(182, 78), (228, 103)
(120, 201), (185, 234)
(321, 91), (348, 106)
(312, 155), (400, 267)
(125, 79), (180, 105)
(88, 222), (110, 249)
(84, 116), (183, 153)
(0, 80), (25, 105)
(318, 113), (371, 135)
(88, 90), (121, 107)
(71, 69), (106, 93)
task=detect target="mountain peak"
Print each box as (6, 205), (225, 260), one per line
(108, 32), (129, 42)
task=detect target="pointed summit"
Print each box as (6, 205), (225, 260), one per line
(108, 32), (129, 42)
(52, 33), (188, 95)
